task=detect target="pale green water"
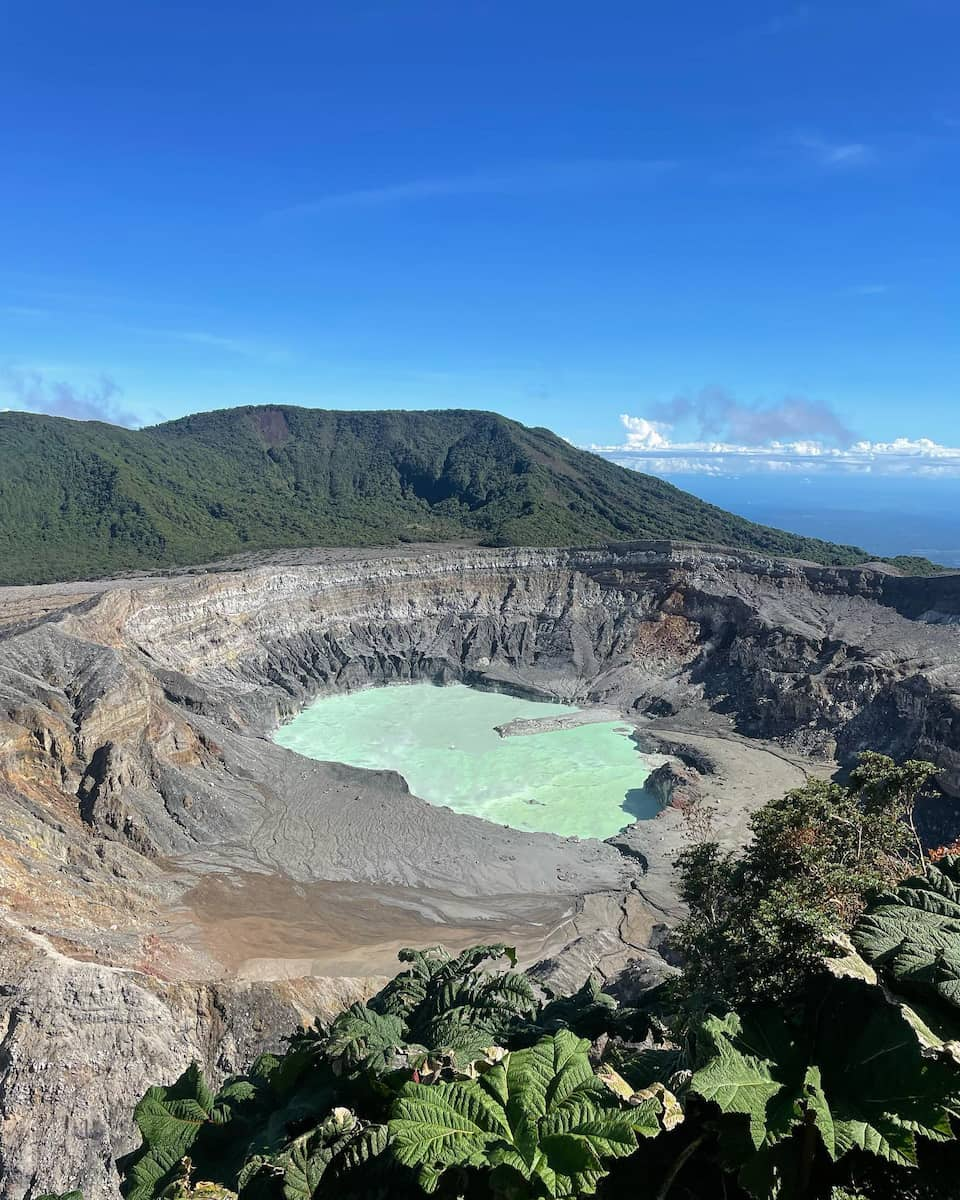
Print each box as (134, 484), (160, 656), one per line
(273, 683), (660, 839)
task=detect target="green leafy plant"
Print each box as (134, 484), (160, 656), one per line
(115, 752), (960, 1200)
(323, 1005), (415, 1078)
(119, 1043), (339, 1199)
(237, 1106), (389, 1200)
(120, 944), (549, 1200)
(685, 965), (960, 1198)
(519, 977), (621, 1040)
(389, 1029), (670, 1197)
(120, 1063), (225, 1200)
(672, 755), (938, 1009)
(854, 855), (960, 1045)
(372, 944), (538, 1049)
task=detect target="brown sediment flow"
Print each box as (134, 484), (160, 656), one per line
(172, 871), (579, 980)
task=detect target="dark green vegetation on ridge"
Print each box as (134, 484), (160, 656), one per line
(0, 405), (905, 586)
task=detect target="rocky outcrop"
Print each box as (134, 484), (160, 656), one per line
(0, 919), (379, 1199)
(1, 540), (959, 1195)
(642, 761), (703, 811)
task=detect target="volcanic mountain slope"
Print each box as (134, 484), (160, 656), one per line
(0, 405), (877, 585)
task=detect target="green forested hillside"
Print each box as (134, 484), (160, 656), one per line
(0, 405), (875, 585)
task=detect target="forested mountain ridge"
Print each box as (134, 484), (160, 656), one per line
(0, 404), (884, 585)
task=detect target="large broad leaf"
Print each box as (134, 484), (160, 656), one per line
(730, 1069), (836, 1200)
(691, 977), (960, 1197)
(374, 944), (518, 1017)
(369, 944), (536, 1058)
(689, 1013), (785, 1150)
(422, 970), (537, 1062)
(329, 941), (545, 1073)
(233, 1046), (340, 1163)
(324, 1004), (415, 1077)
(120, 1063), (220, 1200)
(389, 1030), (658, 1198)
(239, 1108), (390, 1200)
(816, 981), (960, 1167)
(389, 1070), (514, 1193)
(121, 1045), (343, 1200)
(801, 1066), (835, 1161)
(854, 856), (960, 1042)
(534, 977), (619, 1039)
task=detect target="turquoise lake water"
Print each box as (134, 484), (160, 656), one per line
(273, 683), (660, 839)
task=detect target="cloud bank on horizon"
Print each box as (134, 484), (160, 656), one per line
(1, 367), (140, 427)
(592, 389), (960, 479)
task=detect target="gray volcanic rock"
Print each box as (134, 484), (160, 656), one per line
(0, 918), (378, 1199)
(1, 540), (960, 1195)
(604, 949), (681, 1006)
(494, 708), (622, 737)
(642, 760), (703, 810)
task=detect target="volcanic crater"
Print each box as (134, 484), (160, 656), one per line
(3, 540), (960, 1197)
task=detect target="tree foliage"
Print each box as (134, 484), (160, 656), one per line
(672, 754), (937, 1008)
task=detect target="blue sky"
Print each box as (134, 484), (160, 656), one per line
(2, 0), (958, 477)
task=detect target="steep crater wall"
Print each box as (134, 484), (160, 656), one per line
(5, 543), (960, 865)
(119, 545), (960, 803)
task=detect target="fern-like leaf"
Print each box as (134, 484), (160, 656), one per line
(389, 1029), (659, 1198)
(324, 1004), (414, 1077)
(854, 855), (960, 1043)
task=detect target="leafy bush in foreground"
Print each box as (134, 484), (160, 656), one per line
(101, 758), (960, 1200)
(117, 934), (960, 1199)
(390, 1030), (666, 1196)
(686, 971), (959, 1194)
(853, 854), (960, 1046)
(672, 754), (937, 1009)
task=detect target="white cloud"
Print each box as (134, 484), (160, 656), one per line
(591, 415), (960, 478)
(620, 415), (672, 449)
(792, 134), (873, 168)
(276, 158), (675, 216)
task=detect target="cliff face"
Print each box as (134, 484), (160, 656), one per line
(0, 921), (378, 1199)
(111, 543), (960, 805)
(1, 542), (959, 1196)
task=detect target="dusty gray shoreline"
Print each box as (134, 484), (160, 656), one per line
(163, 692), (821, 980)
